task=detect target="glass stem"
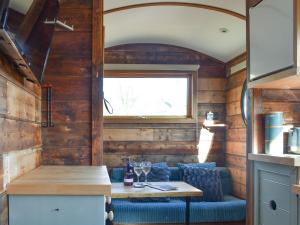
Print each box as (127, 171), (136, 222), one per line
(137, 176), (140, 184)
(145, 175), (147, 183)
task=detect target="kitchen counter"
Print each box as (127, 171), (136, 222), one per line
(7, 166), (111, 196)
(248, 153), (300, 167)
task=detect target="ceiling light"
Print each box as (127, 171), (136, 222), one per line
(219, 28), (229, 33)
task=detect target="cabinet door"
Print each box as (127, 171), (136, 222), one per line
(249, 0), (294, 81)
(253, 162), (297, 225)
(9, 195), (106, 225)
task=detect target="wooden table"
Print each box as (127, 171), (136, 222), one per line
(111, 182), (203, 225)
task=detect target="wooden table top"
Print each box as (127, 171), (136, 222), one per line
(7, 166), (111, 196)
(111, 182), (203, 199)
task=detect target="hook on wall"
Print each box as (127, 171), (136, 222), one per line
(44, 19), (74, 31)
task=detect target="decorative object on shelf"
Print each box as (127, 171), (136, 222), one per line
(264, 112), (284, 155)
(288, 127), (300, 154)
(206, 111), (214, 121)
(241, 80), (249, 125)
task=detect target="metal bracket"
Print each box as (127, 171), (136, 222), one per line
(44, 19), (74, 31)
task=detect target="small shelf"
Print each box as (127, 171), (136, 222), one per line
(248, 67), (300, 89)
(248, 153), (300, 167)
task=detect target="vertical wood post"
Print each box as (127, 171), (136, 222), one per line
(92, 0), (104, 165)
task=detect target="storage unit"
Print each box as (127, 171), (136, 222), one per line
(248, 0), (300, 89)
(7, 166), (112, 225)
(252, 160), (297, 225)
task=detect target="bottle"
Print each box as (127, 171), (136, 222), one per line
(124, 158), (134, 186)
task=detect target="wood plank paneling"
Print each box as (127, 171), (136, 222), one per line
(42, 147), (91, 165)
(0, 53), (42, 224)
(104, 44), (226, 168)
(6, 82), (37, 121)
(198, 91), (226, 104)
(225, 65), (247, 199)
(42, 0), (94, 165)
(0, 77), (7, 115)
(0, 119), (41, 153)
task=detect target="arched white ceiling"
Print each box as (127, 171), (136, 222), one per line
(104, 3), (246, 62)
(104, 0), (246, 16)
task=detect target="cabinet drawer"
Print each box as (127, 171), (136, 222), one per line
(253, 162), (297, 225)
(261, 202), (290, 225)
(260, 171), (290, 211)
(9, 195), (105, 225)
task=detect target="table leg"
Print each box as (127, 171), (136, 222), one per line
(185, 196), (191, 225)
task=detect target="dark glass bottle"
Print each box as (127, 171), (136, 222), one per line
(124, 158), (134, 186)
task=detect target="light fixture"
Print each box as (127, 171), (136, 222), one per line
(219, 27), (229, 33)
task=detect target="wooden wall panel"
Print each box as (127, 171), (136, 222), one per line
(42, 1), (93, 165)
(225, 62), (247, 199)
(104, 44), (226, 168)
(0, 54), (42, 225)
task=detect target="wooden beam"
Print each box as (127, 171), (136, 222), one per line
(104, 2), (246, 21)
(92, 0), (104, 165)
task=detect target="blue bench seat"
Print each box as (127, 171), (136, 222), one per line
(110, 167), (246, 224)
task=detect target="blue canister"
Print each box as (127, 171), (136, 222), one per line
(265, 112), (284, 155)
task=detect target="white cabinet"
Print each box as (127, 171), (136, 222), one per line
(9, 195), (106, 225)
(249, 0), (294, 81)
(248, 0), (300, 89)
(253, 161), (297, 225)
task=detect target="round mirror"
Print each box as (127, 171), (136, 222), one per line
(241, 80), (249, 125)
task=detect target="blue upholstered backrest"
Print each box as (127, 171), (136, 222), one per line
(110, 166), (232, 195)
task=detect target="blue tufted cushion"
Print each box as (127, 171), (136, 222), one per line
(183, 167), (223, 202)
(177, 162), (216, 180)
(146, 162), (170, 182)
(112, 199), (186, 224)
(112, 195), (246, 224)
(190, 195), (246, 223)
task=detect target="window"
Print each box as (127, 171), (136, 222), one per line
(104, 71), (196, 123)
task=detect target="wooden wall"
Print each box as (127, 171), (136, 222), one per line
(225, 54), (247, 199)
(104, 44), (227, 168)
(42, 0), (93, 165)
(0, 54), (42, 225)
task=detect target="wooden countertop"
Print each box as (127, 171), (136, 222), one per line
(7, 166), (111, 196)
(111, 182), (202, 199)
(292, 185), (300, 195)
(248, 153), (300, 167)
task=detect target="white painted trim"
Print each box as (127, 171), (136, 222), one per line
(230, 60), (247, 75)
(104, 64), (200, 71)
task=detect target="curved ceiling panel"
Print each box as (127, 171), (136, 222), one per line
(104, 0), (246, 16)
(104, 6), (246, 62)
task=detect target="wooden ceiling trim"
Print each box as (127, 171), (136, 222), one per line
(92, 0), (104, 166)
(104, 2), (246, 20)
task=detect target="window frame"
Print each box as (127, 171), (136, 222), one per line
(103, 70), (197, 124)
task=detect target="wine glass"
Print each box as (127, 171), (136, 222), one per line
(133, 162), (144, 188)
(141, 161), (151, 184)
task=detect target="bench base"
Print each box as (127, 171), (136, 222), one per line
(114, 222), (245, 225)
